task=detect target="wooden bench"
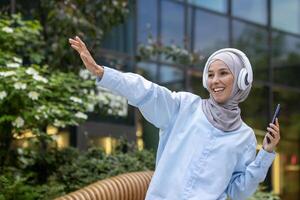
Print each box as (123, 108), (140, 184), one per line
(55, 171), (154, 200)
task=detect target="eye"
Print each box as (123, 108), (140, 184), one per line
(208, 74), (213, 78)
(220, 71), (229, 76)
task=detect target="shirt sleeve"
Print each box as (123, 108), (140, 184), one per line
(226, 144), (276, 200)
(95, 66), (180, 130)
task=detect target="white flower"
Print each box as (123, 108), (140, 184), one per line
(2, 27), (13, 33)
(37, 105), (46, 113)
(12, 117), (24, 128)
(34, 115), (40, 120)
(79, 69), (90, 80)
(54, 119), (66, 128)
(0, 71), (16, 77)
(75, 112), (88, 120)
(70, 96), (83, 104)
(28, 91), (39, 100)
(147, 38), (154, 44)
(14, 82), (27, 90)
(33, 74), (48, 83)
(87, 103), (95, 112)
(113, 0), (118, 6)
(26, 67), (39, 75)
(0, 91), (7, 100)
(13, 57), (23, 64)
(6, 62), (20, 68)
(83, 89), (88, 94)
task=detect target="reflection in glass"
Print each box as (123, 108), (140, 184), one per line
(272, 32), (300, 87)
(272, 0), (300, 34)
(232, 0), (267, 25)
(138, 0), (158, 44)
(232, 20), (268, 81)
(188, 0), (227, 13)
(240, 86), (268, 131)
(159, 65), (184, 84)
(161, 0), (185, 47)
(137, 62), (158, 81)
(194, 10), (229, 57)
(273, 88), (300, 141)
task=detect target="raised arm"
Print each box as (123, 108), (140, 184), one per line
(69, 36), (181, 130)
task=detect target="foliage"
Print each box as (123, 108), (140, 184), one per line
(0, 14), (127, 168)
(14, 0), (129, 71)
(137, 36), (204, 66)
(0, 139), (155, 199)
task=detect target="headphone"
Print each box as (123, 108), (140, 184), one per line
(202, 48), (253, 90)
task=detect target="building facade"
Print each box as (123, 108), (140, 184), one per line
(2, 0), (299, 199)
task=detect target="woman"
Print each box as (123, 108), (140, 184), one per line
(69, 36), (280, 200)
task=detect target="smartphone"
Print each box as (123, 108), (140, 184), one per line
(267, 104), (280, 144)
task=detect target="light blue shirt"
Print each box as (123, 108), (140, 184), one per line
(96, 67), (276, 200)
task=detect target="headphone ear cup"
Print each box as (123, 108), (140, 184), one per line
(203, 75), (207, 89)
(238, 68), (248, 90)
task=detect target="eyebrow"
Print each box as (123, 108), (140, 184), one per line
(208, 67), (230, 73)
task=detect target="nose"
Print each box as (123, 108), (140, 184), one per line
(212, 74), (220, 84)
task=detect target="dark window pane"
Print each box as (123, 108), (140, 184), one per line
(272, 32), (300, 87)
(232, 20), (269, 81)
(188, 0), (227, 13)
(161, 0), (185, 47)
(138, 0), (158, 44)
(240, 86), (269, 131)
(232, 0), (267, 25)
(273, 88), (300, 141)
(194, 10), (229, 57)
(272, 0), (300, 34)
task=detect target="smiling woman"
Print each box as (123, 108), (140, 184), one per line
(69, 36), (281, 200)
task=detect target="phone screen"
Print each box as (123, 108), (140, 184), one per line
(267, 104), (280, 144)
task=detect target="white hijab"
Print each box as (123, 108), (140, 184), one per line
(202, 51), (252, 132)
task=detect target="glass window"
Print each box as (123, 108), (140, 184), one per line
(273, 87), (300, 199)
(159, 65), (184, 84)
(188, 0), (227, 13)
(137, 0), (158, 44)
(232, 0), (267, 25)
(272, 0), (300, 34)
(161, 0), (185, 47)
(272, 32), (300, 87)
(232, 20), (269, 81)
(240, 86), (269, 131)
(137, 62), (158, 81)
(194, 10), (229, 62)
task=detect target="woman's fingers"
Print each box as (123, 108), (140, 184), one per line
(69, 38), (80, 46)
(71, 44), (80, 52)
(75, 36), (86, 48)
(266, 133), (275, 143)
(267, 127), (279, 138)
(276, 118), (280, 128)
(269, 123), (279, 132)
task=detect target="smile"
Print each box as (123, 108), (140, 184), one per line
(213, 88), (225, 93)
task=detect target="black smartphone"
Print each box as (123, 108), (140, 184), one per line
(267, 104), (280, 144)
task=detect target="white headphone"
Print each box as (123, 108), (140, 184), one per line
(202, 48), (253, 90)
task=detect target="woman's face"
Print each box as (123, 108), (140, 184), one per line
(207, 60), (234, 104)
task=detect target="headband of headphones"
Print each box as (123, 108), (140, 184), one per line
(202, 48), (253, 90)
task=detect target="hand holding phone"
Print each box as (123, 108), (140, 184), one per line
(266, 104), (280, 144)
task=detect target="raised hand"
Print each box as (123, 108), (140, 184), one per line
(69, 36), (103, 77)
(262, 118), (280, 153)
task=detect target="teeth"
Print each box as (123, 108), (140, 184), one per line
(213, 88), (225, 92)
